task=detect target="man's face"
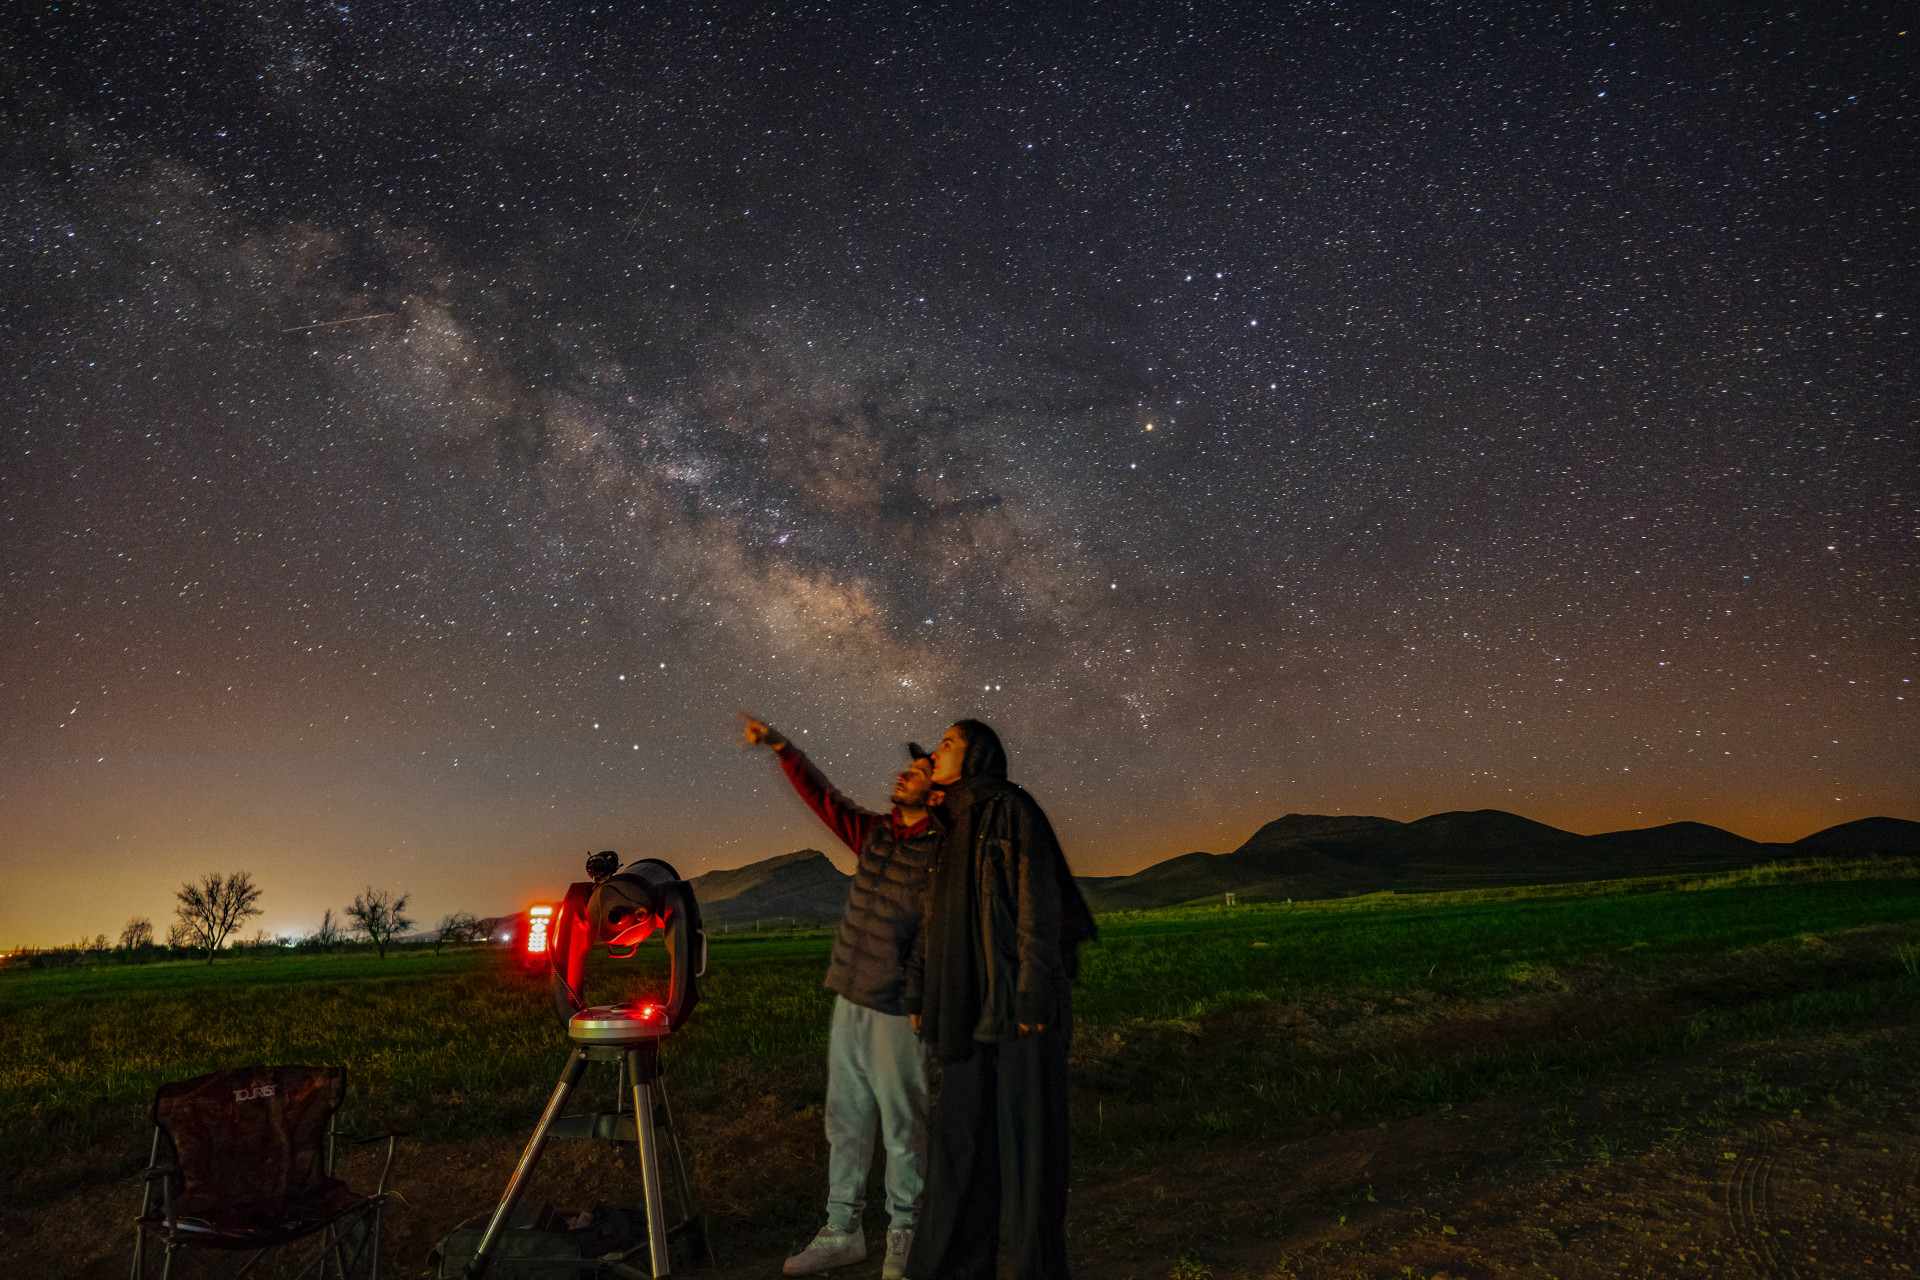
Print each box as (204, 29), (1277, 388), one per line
(890, 756), (936, 808)
(929, 724), (967, 785)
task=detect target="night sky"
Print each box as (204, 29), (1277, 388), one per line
(4, 3), (1913, 948)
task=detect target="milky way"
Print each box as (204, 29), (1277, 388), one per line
(3, 3), (1913, 944)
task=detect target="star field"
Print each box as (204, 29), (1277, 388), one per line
(2, 2), (1913, 945)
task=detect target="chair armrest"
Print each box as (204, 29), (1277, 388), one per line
(138, 1162), (181, 1225)
(336, 1128), (404, 1196)
(344, 1129), (408, 1145)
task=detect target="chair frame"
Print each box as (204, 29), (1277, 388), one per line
(129, 1070), (400, 1280)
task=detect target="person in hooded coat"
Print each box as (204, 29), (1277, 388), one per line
(902, 719), (1096, 1280)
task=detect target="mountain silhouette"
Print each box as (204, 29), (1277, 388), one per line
(1791, 816), (1920, 857)
(688, 848), (849, 926)
(1075, 811), (1920, 911)
(677, 812), (1920, 922)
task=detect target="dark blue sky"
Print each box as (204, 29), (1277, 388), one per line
(3, 2), (1912, 946)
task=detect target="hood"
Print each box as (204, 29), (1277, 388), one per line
(954, 718), (1007, 780)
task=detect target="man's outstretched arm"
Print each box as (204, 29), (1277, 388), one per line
(740, 712), (880, 853)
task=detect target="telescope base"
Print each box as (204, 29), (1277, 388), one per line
(460, 1041), (704, 1279)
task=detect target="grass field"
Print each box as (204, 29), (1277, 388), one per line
(5, 858), (1919, 1277)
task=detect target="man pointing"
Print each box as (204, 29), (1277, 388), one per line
(742, 714), (939, 1280)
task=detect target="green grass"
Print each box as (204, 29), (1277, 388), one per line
(5, 859), (1917, 1208)
(1078, 864), (1920, 1020)
(1066, 864), (1920, 1156)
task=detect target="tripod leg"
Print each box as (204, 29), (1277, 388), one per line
(627, 1048), (671, 1277)
(466, 1048), (590, 1279)
(653, 1077), (698, 1229)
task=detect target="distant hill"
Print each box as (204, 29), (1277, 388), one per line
(464, 853), (853, 941)
(1792, 816), (1920, 857)
(1583, 820), (1769, 869)
(688, 849), (850, 927)
(1075, 812), (1920, 912)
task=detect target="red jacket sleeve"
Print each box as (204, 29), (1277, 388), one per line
(775, 744), (881, 853)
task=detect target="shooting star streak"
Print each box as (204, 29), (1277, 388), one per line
(281, 312), (396, 333)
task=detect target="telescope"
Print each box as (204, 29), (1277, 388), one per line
(550, 855), (705, 1034)
(456, 854), (708, 1279)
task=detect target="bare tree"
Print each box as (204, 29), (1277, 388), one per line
(165, 920), (197, 950)
(307, 907), (346, 951)
(173, 871), (264, 964)
(434, 911), (483, 954)
(345, 887), (413, 959)
(119, 917), (154, 950)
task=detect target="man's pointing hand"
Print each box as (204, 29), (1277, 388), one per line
(738, 710), (787, 750)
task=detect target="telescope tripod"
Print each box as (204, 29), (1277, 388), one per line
(465, 1038), (702, 1278)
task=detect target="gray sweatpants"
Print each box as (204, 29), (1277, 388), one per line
(824, 995), (928, 1232)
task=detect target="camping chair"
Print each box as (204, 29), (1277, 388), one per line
(130, 1064), (400, 1280)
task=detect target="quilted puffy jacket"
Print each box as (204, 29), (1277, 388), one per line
(776, 744), (937, 1015)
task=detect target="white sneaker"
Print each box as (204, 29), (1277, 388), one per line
(882, 1227), (914, 1280)
(782, 1225), (867, 1276)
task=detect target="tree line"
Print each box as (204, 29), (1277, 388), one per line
(4, 871), (498, 968)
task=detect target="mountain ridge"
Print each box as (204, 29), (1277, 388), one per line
(663, 812), (1919, 922)
(687, 848), (850, 926)
(1074, 810), (1920, 911)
